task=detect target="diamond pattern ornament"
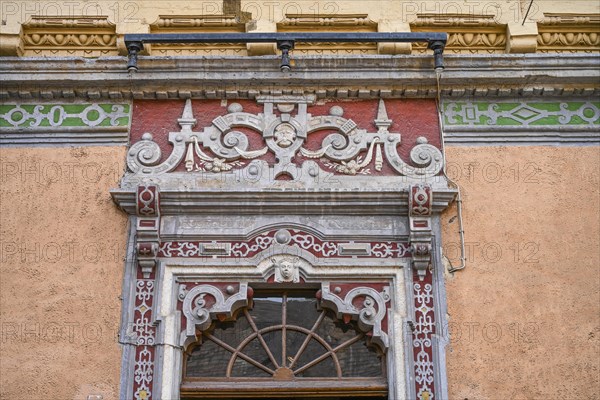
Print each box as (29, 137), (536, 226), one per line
(509, 104), (543, 123)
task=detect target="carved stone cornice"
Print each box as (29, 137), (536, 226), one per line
(277, 14), (377, 54)
(411, 14), (506, 54)
(150, 15), (246, 32)
(410, 14), (502, 27)
(538, 13), (600, 25)
(23, 15), (115, 29)
(111, 188), (457, 217)
(21, 15), (117, 56)
(537, 13), (600, 53)
(278, 14), (377, 31)
(1, 54), (598, 101)
(148, 14), (247, 55)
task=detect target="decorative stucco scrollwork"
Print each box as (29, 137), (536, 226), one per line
(318, 283), (391, 351)
(125, 97), (445, 180)
(410, 140), (444, 169)
(179, 283), (251, 349)
(383, 136), (443, 177)
(127, 133), (163, 173)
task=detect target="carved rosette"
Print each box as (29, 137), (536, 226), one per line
(136, 185), (160, 278)
(126, 97), (444, 181)
(409, 184), (433, 280)
(178, 283), (253, 349)
(318, 283), (391, 351)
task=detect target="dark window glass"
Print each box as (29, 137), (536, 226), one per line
(184, 291), (384, 381)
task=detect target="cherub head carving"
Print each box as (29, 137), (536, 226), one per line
(272, 256), (300, 283)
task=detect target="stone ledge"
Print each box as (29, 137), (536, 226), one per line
(111, 187), (457, 216)
(0, 54), (598, 100)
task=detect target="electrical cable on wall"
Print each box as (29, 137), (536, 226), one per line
(435, 70), (467, 274)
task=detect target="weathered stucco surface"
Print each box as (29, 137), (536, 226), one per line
(442, 146), (600, 399)
(0, 146), (127, 400)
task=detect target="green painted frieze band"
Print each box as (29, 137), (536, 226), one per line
(443, 101), (600, 127)
(0, 103), (130, 128)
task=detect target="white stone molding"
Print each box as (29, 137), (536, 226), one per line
(157, 259), (409, 400)
(1, 54), (598, 101)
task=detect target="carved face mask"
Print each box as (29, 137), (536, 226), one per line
(280, 261), (294, 279)
(273, 123), (296, 148)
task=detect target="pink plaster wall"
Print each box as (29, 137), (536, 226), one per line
(0, 146), (128, 400)
(442, 146), (600, 399)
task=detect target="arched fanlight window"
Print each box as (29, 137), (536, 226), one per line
(181, 290), (387, 398)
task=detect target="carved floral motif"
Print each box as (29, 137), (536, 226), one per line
(410, 185), (433, 216)
(136, 185), (160, 278)
(22, 16), (117, 55)
(409, 184), (434, 280)
(411, 14), (506, 54)
(537, 13), (600, 52)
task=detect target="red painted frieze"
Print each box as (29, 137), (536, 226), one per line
(129, 99), (442, 177)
